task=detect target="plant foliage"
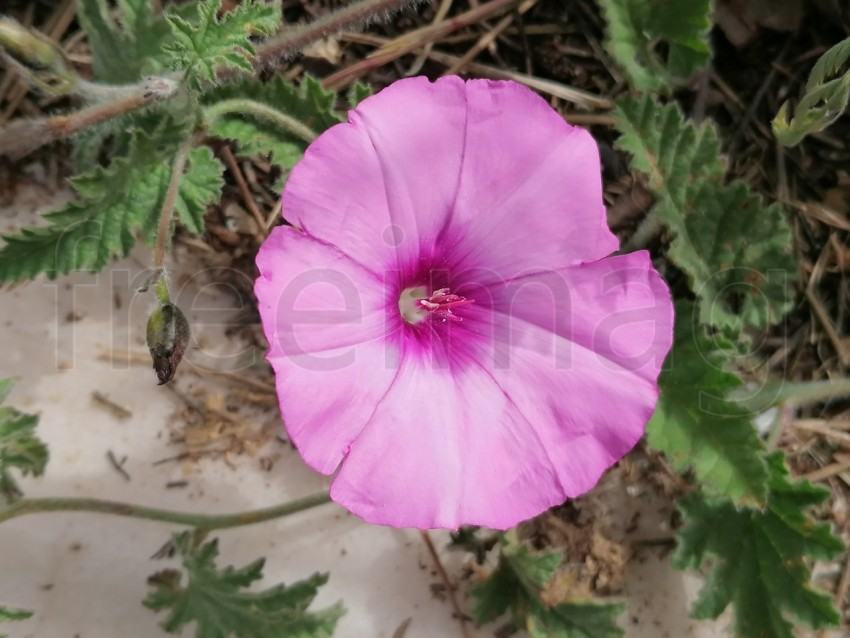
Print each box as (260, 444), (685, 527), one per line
(0, 126), (223, 282)
(76, 0), (176, 83)
(165, 0), (280, 90)
(674, 454), (843, 638)
(205, 76), (344, 168)
(0, 605), (33, 638)
(598, 0), (712, 93)
(0, 378), (48, 502)
(614, 95), (796, 331)
(774, 35), (850, 146)
(647, 302), (769, 505)
(470, 536), (625, 638)
(144, 531), (344, 638)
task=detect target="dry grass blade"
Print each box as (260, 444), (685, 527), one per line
(323, 0), (523, 90)
(442, 0), (539, 76)
(792, 419), (850, 445)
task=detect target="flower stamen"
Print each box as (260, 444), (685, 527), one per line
(418, 288), (474, 322)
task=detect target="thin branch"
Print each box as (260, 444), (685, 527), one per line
(0, 76), (178, 158)
(154, 138), (195, 269)
(0, 491), (332, 530)
(420, 530), (472, 638)
(253, 0), (431, 67)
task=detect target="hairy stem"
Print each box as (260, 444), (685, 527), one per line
(205, 98), (317, 143)
(254, 0), (430, 66)
(154, 138), (194, 269)
(0, 491), (332, 530)
(622, 210), (662, 253)
(0, 76), (178, 159)
(732, 377), (850, 413)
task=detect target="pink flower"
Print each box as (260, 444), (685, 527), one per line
(255, 76), (674, 530)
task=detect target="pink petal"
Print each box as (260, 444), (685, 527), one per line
(443, 79), (619, 282)
(469, 251), (673, 495)
(255, 226), (399, 474)
(282, 76), (468, 275)
(330, 252), (672, 529)
(476, 250), (673, 381)
(329, 353), (567, 530)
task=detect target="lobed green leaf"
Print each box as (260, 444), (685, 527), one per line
(0, 122), (222, 282)
(470, 538), (624, 638)
(647, 302), (769, 505)
(144, 531), (344, 638)
(206, 76), (344, 168)
(0, 378), (48, 502)
(76, 0), (177, 83)
(165, 0), (280, 90)
(598, 0), (712, 93)
(614, 95), (796, 331)
(674, 453), (843, 638)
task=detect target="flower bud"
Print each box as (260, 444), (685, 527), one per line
(146, 302), (190, 385)
(0, 17), (77, 96)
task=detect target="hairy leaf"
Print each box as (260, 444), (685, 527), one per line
(348, 81), (373, 107)
(206, 76), (344, 168)
(165, 0), (280, 89)
(144, 532), (344, 638)
(773, 36), (850, 146)
(614, 95), (795, 330)
(0, 378), (48, 501)
(598, 0), (712, 93)
(76, 0), (175, 82)
(176, 147), (226, 233)
(471, 538), (624, 638)
(674, 453), (843, 638)
(0, 125), (222, 282)
(647, 302), (768, 505)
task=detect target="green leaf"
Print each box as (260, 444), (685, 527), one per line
(76, 0), (175, 83)
(348, 81), (373, 108)
(598, 0), (712, 93)
(0, 378), (15, 405)
(206, 76), (344, 168)
(647, 302), (769, 505)
(144, 532), (344, 638)
(0, 604), (33, 638)
(773, 36), (850, 146)
(176, 147), (225, 234)
(614, 95), (796, 330)
(165, 0), (280, 90)
(0, 123), (221, 281)
(674, 453), (843, 638)
(0, 378), (48, 501)
(470, 538), (624, 638)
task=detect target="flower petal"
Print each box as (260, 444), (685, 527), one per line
(468, 251), (673, 494)
(444, 79), (619, 281)
(255, 226), (399, 474)
(329, 353), (567, 530)
(330, 252), (672, 529)
(282, 76), (469, 275)
(474, 250), (673, 381)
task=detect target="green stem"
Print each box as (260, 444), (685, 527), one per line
(0, 490), (332, 531)
(204, 98), (318, 143)
(732, 377), (850, 413)
(154, 138), (194, 269)
(623, 210), (662, 252)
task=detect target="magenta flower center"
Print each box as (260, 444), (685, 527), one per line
(398, 285), (474, 325)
